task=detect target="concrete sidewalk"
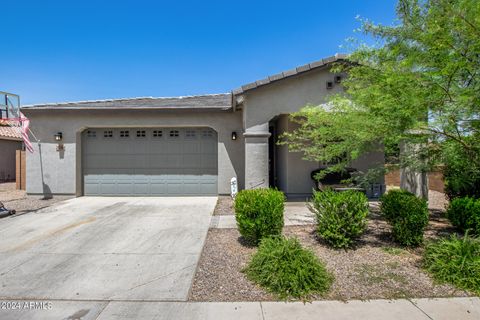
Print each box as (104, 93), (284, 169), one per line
(0, 297), (478, 319)
(211, 202), (315, 228)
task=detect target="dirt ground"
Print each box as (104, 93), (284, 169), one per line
(0, 182), (72, 215)
(189, 210), (467, 302)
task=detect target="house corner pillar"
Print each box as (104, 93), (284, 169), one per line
(399, 140), (429, 199)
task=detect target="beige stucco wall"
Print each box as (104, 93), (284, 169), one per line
(0, 139), (22, 182)
(241, 66), (345, 194)
(23, 109), (244, 195)
(241, 65), (384, 195)
(242, 66), (345, 131)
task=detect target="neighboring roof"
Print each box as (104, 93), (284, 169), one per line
(232, 53), (348, 95)
(22, 93), (232, 111)
(0, 120), (22, 141)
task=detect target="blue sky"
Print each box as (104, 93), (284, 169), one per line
(1, 1), (397, 105)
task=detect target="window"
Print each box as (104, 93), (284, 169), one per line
(87, 130), (96, 138)
(103, 130), (113, 138)
(120, 130), (130, 138)
(201, 129), (213, 138)
(153, 130), (163, 137)
(185, 130), (196, 138)
(136, 130), (146, 137)
(326, 81), (334, 89)
(169, 130), (179, 137)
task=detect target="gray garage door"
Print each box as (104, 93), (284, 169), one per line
(82, 127), (218, 196)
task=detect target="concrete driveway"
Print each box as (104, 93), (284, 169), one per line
(0, 197), (216, 302)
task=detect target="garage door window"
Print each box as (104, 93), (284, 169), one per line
(120, 130), (130, 138)
(153, 130), (163, 138)
(136, 130), (146, 138)
(201, 129), (213, 138)
(103, 130), (113, 138)
(169, 130), (179, 137)
(185, 130), (197, 139)
(87, 130), (97, 138)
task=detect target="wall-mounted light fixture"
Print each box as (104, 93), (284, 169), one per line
(55, 132), (64, 152)
(54, 132), (63, 141)
(334, 75), (342, 83)
(231, 131), (237, 140)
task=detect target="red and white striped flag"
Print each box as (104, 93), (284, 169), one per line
(20, 112), (34, 153)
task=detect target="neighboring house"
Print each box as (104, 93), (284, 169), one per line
(0, 120), (23, 182)
(21, 54), (384, 198)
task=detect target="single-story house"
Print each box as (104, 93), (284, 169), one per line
(0, 120), (23, 182)
(21, 54), (384, 198)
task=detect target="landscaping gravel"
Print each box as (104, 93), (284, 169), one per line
(189, 211), (468, 302)
(213, 196), (235, 215)
(0, 182), (72, 215)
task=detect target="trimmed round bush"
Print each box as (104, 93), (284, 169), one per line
(447, 197), (480, 235)
(310, 189), (369, 249)
(380, 189), (429, 246)
(423, 234), (480, 295)
(243, 236), (333, 300)
(234, 188), (285, 245)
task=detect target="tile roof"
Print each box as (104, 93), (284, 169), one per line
(0, 120), (22, 141)
(22, 93), (232, 111)
(20, 54), (347, 112)
(232, 53), (348, 95)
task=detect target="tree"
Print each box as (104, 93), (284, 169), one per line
(281, 0), (480, 189)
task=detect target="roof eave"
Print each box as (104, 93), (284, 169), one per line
(20, 106), (233, 111)
(232, 53), (348, 96)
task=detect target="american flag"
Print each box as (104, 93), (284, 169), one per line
(20, 112), (34, 153)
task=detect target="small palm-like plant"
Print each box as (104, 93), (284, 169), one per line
(423, 233), (480, 295)
(244, 236), (333, 300)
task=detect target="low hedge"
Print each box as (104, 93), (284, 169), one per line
(380, 189), (429, 247)
(447, 197), (480, 235)
(310, 189), (369, 249)
(234, 188), (285, 245)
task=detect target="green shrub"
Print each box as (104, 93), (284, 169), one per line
(243, 236), (333, 300)
(447, 197), (480, 235)
(234, 188), (285, 245)
(310, 189), (369, 249)
(380, 189), (429, 246)
(443, 140), (480, 200)
(423, 234), (480, 295)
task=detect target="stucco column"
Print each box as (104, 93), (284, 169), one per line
(244, 127), (271, 189)
(399, 141), (428, 199)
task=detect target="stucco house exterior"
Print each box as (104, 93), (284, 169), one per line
(21, 54), (384, 198)
(0, 120), (23, 182)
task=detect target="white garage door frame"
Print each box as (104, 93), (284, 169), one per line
(81, 127), (218, 196)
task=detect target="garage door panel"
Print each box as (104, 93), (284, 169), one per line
(149, 155), (169, 167)
(133, 182), (149, 195)
(83, 127), (218, 196)
(202, 142), (216, 153)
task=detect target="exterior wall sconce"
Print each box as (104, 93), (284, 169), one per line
(334, 75), (342, 83)
(55, 132), (64, 152)
(231, 131), (237, 140)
